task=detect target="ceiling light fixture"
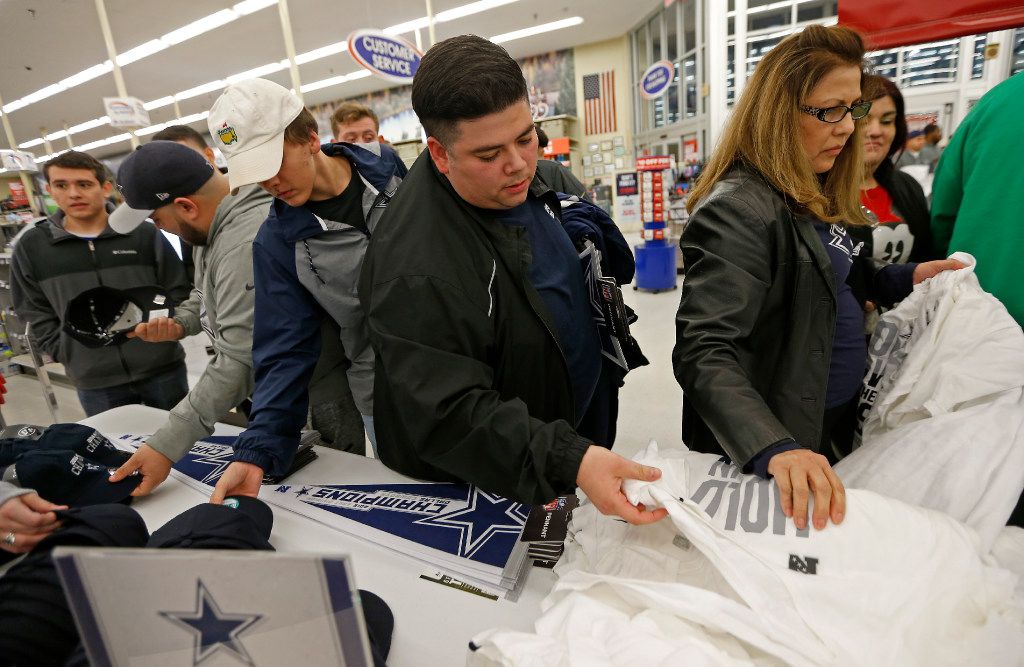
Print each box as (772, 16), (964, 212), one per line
(490, 16), (583, 44)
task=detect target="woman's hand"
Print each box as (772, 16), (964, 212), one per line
(912, 259), (968, 285)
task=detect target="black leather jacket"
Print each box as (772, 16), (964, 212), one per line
(673, 164), (911, 467)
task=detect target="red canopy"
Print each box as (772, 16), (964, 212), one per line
(839, 0), (1024, 49)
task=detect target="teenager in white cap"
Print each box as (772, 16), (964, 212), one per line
(204, 79), (407, 503)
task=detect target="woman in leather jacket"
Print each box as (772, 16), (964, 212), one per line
(672, 25), (963, 533)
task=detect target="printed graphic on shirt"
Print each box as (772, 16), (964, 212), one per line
(824, 224), (862, 260)
(686, 458), (809, 538)
(872, 223), (915, 264)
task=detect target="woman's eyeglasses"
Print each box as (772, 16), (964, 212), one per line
(799, 101), (872, 123)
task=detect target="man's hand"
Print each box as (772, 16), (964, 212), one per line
(576, 445), (668, 525)
(767, 449), (845, 531)
(128, 317), (185, 342)
(209, 462), (264, 504)
(912, 258), (968, 285)
(109, 444), (173, 497)
(0, 493), (66, 554)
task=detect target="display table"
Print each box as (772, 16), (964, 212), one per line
(82, 405), (553, 666)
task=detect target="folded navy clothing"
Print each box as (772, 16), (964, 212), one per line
(0, 504), (148, 666)
(0, 423), (131, 468)
(1, 449), (140, 507)
(148, 496), (274, 550)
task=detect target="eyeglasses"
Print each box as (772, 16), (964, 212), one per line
(799, 101), (872, 123)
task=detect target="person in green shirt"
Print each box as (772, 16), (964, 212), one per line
(931, 72), (1024, 326)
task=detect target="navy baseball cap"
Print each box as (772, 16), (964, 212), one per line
(63, 285), (175, 348)
(0, 424), (44, 440)
(109, 140), (215, 233)
(1, 450), (140, 506)
(147, 496), (274, 550)
(1, 424), (130, 468)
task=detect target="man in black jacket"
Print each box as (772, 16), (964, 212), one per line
(11, 152), (190, 416)
(360, 36), (664, 524)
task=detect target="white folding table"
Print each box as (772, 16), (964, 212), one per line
(82, 404), (554, 666)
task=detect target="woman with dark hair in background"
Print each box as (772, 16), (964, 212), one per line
(672, 25), (964, 533)
(854, 74), (938, 266)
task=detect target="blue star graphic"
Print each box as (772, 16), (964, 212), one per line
(415, 488), (528, 559)
(160, 580), (262, 666)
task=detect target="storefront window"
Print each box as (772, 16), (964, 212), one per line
(682, 1), (696, 55)
(650, 15), (663, 61)
(971, 35), (987, 79)
(796, 0), (837, 23)
(1012, 28), (1024, 75)
(666, 2), (679, 63)
(726, 44), (735, 106)
(867, 49), (899, 80)
(685, 55), (697, 118)
(900, 39), (959, 88)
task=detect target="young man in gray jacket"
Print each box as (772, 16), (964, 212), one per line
(11, 151), (190, 416)
(106, 140), (273, 495)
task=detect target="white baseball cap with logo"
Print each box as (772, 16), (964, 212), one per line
(207, 78), (305, 192)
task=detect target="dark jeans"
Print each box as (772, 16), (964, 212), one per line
(76, 363), (189, 417)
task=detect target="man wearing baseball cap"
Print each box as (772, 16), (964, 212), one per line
(104, 140), (273, 495)
(203, 79), (407, 504)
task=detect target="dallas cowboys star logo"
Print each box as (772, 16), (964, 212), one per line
(415, 488), (529, 559)
(160, 580), (262, 666)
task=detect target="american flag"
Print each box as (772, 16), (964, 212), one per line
(583, 70), (616, 135)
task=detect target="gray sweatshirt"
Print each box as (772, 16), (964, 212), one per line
(0, 480), (32, 507)
(146, 185), (272, 461)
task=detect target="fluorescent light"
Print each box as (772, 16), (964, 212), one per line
(144, 96), (176, 111)
(295, 42), (347, 65)
(45, 130), (69, 141)
(177, 111), (210, 125)
(59, 61), (113, 88)
(135, 121), (170, 137)
(175, 80), (227, 101)
(135, 111), (209, 138)
(383, 0), (522, 36)
(300, 70), (371, 94)
(233, 0), (277, 15)
(161, 9), (237, 45)
(226, 60), (288, 85)
(490, 16), (582, 44)
(436, 0), (518, 22)
(0, 3), (279, 117)
(383, 17), (432, 35)
(19, 138), (45, 149)
(67, 117), (109, 134)
(116, 40), (167, 66)
(75, 133), (132, 152)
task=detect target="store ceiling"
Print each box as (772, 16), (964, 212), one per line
(0, 0), (647, 160)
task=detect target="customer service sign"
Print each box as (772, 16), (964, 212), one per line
(348, 30), (423, 84)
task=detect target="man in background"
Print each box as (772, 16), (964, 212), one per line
(331, 102), (381, 144)
(534, 124), (588, 199)
(895, 129), (928, 170)
(919, 123), (943, 171)
(11, 151), (190, 416)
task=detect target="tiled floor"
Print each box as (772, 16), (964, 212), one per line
(2, 239), (685, 458)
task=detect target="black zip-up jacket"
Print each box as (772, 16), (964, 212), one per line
(849, 158), (938, 263)
(11, 207), (189, 390)
(359, 151), (594, 505)
(672, 164), (912, 468)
